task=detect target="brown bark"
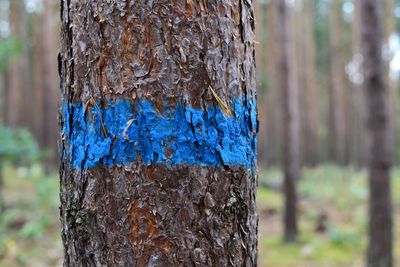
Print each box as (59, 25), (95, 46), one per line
(277, 0), (300, 243)
(60, 0), (258, 266)
(328, 0), (347, 164)
(361, 0), (394, 266)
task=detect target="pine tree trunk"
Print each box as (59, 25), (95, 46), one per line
(328, 0), (347, 165)
(59, 1), (258, 266)
(43, 0), (59, 164)
(301, 0), (319, 166)
(265, 0), (282, 166)
(277, 0), (300, 243)
(384, 0), (398, 167)
(32, 12), (46, 148)
(350, 0), (366, 167)
(361, 0), (394, 266)
(6, 0), (25, 128)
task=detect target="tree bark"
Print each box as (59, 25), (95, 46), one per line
(328, 0), (347, 165)
(277, 0), (300, 243)
(59, 1), (258, 266)
(361, 0), (394, 266)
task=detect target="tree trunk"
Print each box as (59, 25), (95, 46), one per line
(6, 0), (25, 128)
(43, 0), (59, 165)
(361, 0), (394, 266)
(350, 0), (367, 167)
(300, 0), (319, 166)
(277, 0), (300, 243)
(255, 0), (267, 165)
(32, 12), (46, 147)
(265, 0), (282, 166)
(328, 0), (347, 165)
(59, 1), (258, 266)
(383, 0), (398, 166)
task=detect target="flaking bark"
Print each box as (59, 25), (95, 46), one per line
(59, 0), (258, 266)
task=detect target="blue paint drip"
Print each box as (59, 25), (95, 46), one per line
(62, 98), (257, 170)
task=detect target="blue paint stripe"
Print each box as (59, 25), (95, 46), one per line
(62, 98), (257, 170)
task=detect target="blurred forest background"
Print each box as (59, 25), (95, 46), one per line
(0, 0), (399, 266)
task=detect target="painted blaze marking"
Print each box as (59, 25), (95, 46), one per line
(62, 98), (257, 170)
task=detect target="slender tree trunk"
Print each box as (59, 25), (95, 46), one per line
(328, 0), (347, 165)
(6, 0), (25, 128)
(384, 0), (398, 163)
(265, 0), (282, 166)
(301, 0), (319, 166)
(32, 12), (45, 147)
(361, 1), (394, 266)
(43, 0), (59, 164)
(255, 0), (267, 165)
(277, 0), (300, 243)
(350, 0), (366, 167)
(60, 1), (258, 266)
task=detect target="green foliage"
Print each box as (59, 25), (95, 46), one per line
(0, 124), (40, 164)
(0, 38), (22, 72)
(0, 164), (61, 266)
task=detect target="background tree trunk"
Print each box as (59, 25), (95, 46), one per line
(265, 0), (282, 166)
(32, 12), (45, 148)
(6, 0), (25, 128)
(328, 0), (347, 165)
(300, 0), (319, 166)
(59, 0), (258, 266)
(350, 0), (367, 167)
(383, 0), (398, 164)
(42, 0), (59, 164)
(361, 0), (394, 266)
(277, 0), (300, 243)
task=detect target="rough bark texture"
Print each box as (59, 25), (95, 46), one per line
(361, 1), (394, 267)
(277, 1), (299, 243)
(60, 0), (258, 266)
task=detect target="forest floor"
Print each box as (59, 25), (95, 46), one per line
(0, 163), (399, 266)
(258, 165), (400, 267)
